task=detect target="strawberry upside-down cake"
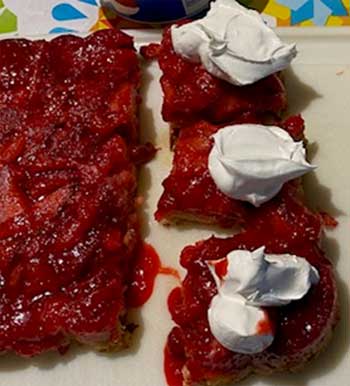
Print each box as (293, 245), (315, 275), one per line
(0, 29), (154, 356)
(141, 26), (287, 129)
(165, 226), (339, 386)
(155, 115), (323, 233)
(151, 2), (340, 384)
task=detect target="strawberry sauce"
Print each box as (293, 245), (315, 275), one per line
(127, 243), (180, 307)
(256, 315), (273, 336)
(127, 242), (183, 386)
(159, 266), (181, 281)
(127, 243), (160, 307)
(214, 258), (228, 278)
(164, 342), (185, 386)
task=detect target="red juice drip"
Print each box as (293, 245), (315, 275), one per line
(127, 243), (161, 307)
(127, 243), (181, 307)
(159, 266), (181, 281)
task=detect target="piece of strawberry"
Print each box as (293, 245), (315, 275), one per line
(0, 166), (28, 224)
(0, 185), (72, 239)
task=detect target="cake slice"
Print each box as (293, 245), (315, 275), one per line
(155, 115), (321, 239)
(0, 30), (154, 356)
(141, 25), (287, 128)
(165, 227), (339, 385)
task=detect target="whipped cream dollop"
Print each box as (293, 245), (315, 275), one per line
(208, 124), (315, 207)
(207, 247), (319, 354)
(171, 0), (297, 86)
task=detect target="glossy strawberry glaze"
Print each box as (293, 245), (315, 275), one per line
(165, 225), (338, 385)
(0, 30), (156, 356)
(141, 25), (287, 126)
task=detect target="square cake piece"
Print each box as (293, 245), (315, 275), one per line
(0, 30), (149, 356)
(165, 228), (339, 386)
(141, 26), (287, 127)
(155, 115), (321, 243)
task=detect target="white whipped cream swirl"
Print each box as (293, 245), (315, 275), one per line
(207, 247), (319, 354)
(171, 0), (297, 86)
(208, 124), (315, 207)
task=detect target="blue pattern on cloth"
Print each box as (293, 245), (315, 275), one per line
(77, 0), (98, 5)
(49, 0), (99, 33)
(277, 0), (348, 25)
(52, 3), (88, 20)
(50, 26), (76, 33)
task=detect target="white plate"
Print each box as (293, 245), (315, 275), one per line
(0, 28), (349, 386)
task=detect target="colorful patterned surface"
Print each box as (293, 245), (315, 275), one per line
(257, 0), (350, 26)
(92, 0), (350, 31)
(0, 0), (99, 35)
(0, 0), (349, 36)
